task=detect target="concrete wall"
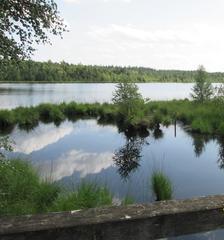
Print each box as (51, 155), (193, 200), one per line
(1, 195), (224, 240)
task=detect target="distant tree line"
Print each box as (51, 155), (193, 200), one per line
(1, 60), (224, 83)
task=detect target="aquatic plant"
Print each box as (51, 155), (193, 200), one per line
(151, 170), (173, 201)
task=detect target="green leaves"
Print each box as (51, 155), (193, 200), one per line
(191, 65), (213, 102)
(0, 0), (66, 60)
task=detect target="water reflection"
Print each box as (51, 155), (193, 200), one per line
(3, 119), (224, 202)
(153, 128), (164, 140)
(217, 137), (224, 169)
(3, 120), (224, 240)
(11, 122), (73, 154)
(113, 136), (146, 179)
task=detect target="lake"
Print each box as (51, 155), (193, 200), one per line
(0, 83), (195, 109)
(5, 119), (224, 239)
(1, 83), (224, 239)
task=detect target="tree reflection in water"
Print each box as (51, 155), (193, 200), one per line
(113, 136), (145, 179)
(184, 130), (212, 158)
(217, 137), (224, 169)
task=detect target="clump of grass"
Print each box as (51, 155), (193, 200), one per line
(38, 103), (65, 124)
(50, 182), (113, 212)
(0, 160), (115, 216)
(15, 107), (39, 130)
(0, 159), (60, 215)
(191, 118), (213, 134)
(0, 110), (15, 130)
(151, 170), (173, 201)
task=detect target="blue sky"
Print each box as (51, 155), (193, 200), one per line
(33, 0), (224, 72)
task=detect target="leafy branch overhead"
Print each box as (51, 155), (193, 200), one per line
(0, 0), (67, 60)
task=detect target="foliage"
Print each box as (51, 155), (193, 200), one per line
(213, 84), (224, 104)
(151, 170), (173, 201)
(15, 107), (39, 130)
(0, 136), (13, 159)
(38, 103), (65, 124)
(112, 82), (145, 124)
(0, 159), (60, 215)
(0, 1), (66, 61)
(51, 183), (113, 212)
(2, 60), (224, 83)
(0, 159), (114, 216)
(0, 110), (15, 130)
(1, 100), (224, 137)
(191, 65), (213, 102)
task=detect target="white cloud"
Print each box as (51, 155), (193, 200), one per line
(39, 149), (114, 180)
(12, 123), (73, 154)
(88, 24), (194, 48)
(85, 23), (224, 71)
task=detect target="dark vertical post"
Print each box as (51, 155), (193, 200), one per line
(174, 119), (176, 137)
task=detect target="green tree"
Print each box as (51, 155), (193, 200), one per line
(0, 0), (66, 61)
(112, 82), (145, 121)
(191, 65), (213, 102)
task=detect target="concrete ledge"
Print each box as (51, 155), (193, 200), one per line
(1, 195), (224, 239)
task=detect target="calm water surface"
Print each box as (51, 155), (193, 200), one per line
(5, 119), (224, 239)
(2, 83), (224, 238)
(6, 119), (224, 201)
(0, 83), (196, 109)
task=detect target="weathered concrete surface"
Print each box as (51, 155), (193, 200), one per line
(1, 195), (224, 240)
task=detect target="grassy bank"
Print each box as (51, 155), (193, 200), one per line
(0, 100), (224, 136)
(0, 159), (113, 216)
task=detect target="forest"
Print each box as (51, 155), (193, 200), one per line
(1, 60), (224, 83)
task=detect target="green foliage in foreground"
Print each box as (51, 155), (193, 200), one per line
(2, 60), (224, 83)
(51, 183), (112, 212)
(0, 159), (60, 215)
(0, 159), (113, 216)
(151, 171), (173, 201)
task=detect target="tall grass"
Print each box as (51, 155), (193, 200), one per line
(0, 100), (224, 136)
(51, 182), (113, 212)
(151, 170), (173, 201)
(0, 159), (60, 215)
(0, 159), (115, 216)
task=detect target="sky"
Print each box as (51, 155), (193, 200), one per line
(33, 0), (224, 72)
